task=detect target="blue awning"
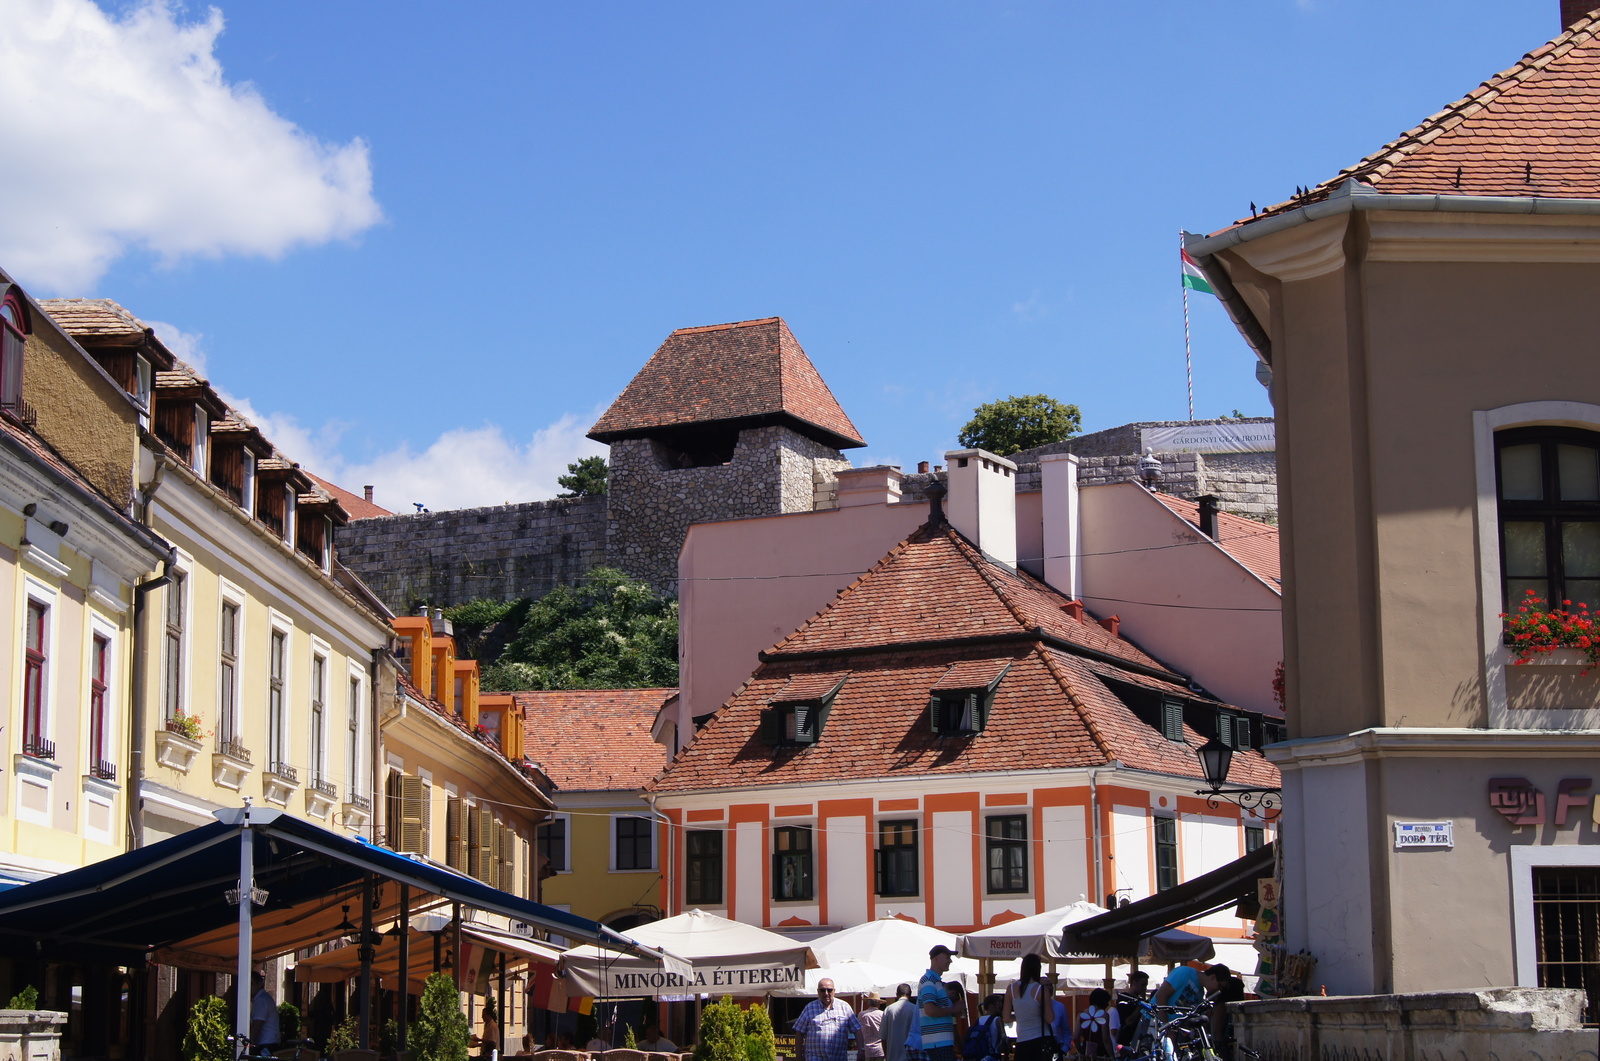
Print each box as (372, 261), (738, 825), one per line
(0, 807), (672, 970)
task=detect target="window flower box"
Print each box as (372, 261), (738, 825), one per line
(154, 729), (201, 773)
(1501, 592), (1600, 675)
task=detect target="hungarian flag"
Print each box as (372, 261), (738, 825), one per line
(1181, 249), (1214, 295)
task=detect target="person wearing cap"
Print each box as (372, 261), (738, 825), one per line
(918, 945), (958, 1061)
(858, 991), (886, 1060)
(795, 978), (860, 1061)
(1201, 963), (1246, 1059)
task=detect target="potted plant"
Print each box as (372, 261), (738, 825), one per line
(156, 712), (208, 772)
(0, 983), (67, 1060)
(410, 972), (467, 1061)
(1502, 591), (1600, 674)
(181, 996), (231, 1061)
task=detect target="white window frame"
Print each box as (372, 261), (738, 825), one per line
(266, 612), (295, 771)
(308, 638), (331, 785)
(1510, 844), (1600, 988)
(162, 552), (194, 725)
(1473, 401), (1600, 729)
(86, 613), (119, 773)
(192, 407), (209, 476)
(20, 576), (58, 753)
(610, 812), (657, 873)
(346, 661), (366, 797)
(216, 580), (246, 751)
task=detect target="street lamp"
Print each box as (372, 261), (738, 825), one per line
(1194, 734), (1282, 821)
(1138, 451), (1162, 489)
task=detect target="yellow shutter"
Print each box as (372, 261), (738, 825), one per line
(385, 770), (403, 850)
(398, 775), (427, 854)
(497, 824), (515, 893)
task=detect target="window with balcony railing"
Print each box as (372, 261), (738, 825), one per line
(23, 601), (47, 757)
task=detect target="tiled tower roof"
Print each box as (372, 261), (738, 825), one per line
(588, 317), (866, 450)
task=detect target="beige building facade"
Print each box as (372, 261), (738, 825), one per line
(1187, 10), (1600, 1007)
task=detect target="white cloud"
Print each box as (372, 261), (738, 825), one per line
(223, 394), (608, 514)
(145, 319), (205, 376)
(0, 0), (381, 293)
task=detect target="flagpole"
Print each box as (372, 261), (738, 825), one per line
(1181, 230), (1195, 421)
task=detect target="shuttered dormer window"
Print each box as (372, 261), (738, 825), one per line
(929, 659), (1011, 737)
(760, 673), (846, 747)
(1161, 696), (1186, 742)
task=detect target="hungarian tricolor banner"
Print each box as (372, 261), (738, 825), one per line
(1181, 249), (1214, 295)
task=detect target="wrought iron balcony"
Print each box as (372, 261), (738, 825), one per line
(22, 736), (55, 760)
(215, 738), (252, 763)
(346, 792), (372, 813)
(91, 759), (116, 781)
(266, 760), (299, 784)
(310, 775), (337, 798)
(1, 398), (38, 427)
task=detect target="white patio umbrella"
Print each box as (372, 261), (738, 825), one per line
(957, 901), (1108, 960)
(771, 959), (914, 997)
(807, 915), (1017, 995)
(560, 908), (816, 998)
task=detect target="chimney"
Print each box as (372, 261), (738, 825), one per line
(1563, 1), (1594, 29)
(1039, 452), (1080, 599)
(917, 461), (930, 474)
(432, 606), (453, 637)
(1062, 600), (1084, 623)
(1198, 494), (1219, 539)
(944, 449), (1017, 567)
(836, 466), (904, 508)
(925, 480), (948, 524)
(363, 485), (375, 503)
(1098, 614), (1120, 638)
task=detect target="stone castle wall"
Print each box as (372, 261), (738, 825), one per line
(335, 495), (607, 612)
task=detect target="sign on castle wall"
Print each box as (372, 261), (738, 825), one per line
(1141, 423), (1275, 454)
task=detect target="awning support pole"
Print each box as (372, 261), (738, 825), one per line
(358, 874), (374, 1049)
(979, 958), (993, 1001)
(497, 951), (507, 1052)
(398, 883), (410, 1049)
(453, 902), (463, 993)
(234, 804), (255, 1055)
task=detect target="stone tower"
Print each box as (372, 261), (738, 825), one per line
(591, 317), (864, 590)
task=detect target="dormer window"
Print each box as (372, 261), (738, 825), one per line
(0, 290), (31, 422)
(929, 659), (1011, 737)
(1217, 710), (1248, 749)
(760, 673), (846, 747)
(1161, 696), (1186, 742)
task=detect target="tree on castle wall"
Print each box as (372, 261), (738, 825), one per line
(558, 456), (609, 497)
(958, 394), (1081, 456)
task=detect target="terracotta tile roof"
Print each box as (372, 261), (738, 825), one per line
(772, 673), (849, 702)
(765, 524), (1168, 673)
(588, 317), (865, 450)
(1152, 494), (1281, 589)
(37, 298), (147, 340)
(514, 688), (676, 791)
(307, 472), (392, 519)
(931, 658), (1012, 691)
(1241, 13), (1600, 224)
(650, 519), (1279, 793)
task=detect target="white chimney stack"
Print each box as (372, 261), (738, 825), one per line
(944, 448), (1017, 567)
(1039, 452), (1080, 599)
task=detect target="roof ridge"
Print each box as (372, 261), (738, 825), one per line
(1036, 645), (1117, 765)
(670, 317), (782, 336)
(1246, 10), (1600, 221)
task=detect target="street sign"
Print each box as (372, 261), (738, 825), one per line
(1394, 821), (1454, 849)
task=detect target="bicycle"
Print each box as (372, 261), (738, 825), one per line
(1115, 996), (1218, 1061)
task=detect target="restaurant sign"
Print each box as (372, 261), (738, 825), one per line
(1393, 821), (1454, 849)
(1141, 423), (1275, 455)
(562, 960), (805, 998)
(1487, 777), (1592, 827)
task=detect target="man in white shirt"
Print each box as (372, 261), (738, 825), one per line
(249, 971), (281, 1051)
(639, 1024), (678, 1052)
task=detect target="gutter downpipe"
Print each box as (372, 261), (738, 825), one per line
(129, 456), (174, 850)
(1183, 178), (1600, 373)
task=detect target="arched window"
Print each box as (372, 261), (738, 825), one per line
(0, 290), (29, 412)
(1496, 427), (1600, 611)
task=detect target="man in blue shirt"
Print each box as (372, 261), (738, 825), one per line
(795, 978), (861, 1061)
(1154, 965), (1204, 1008)
(917, 945), (958, 1061)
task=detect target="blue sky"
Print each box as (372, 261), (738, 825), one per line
(3, 1), (1560, 509)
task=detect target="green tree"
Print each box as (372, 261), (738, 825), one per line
(692, 996), (746, 1061)
(277, 1001), (301, 1042)
(411, 973), (469, 1061)
(743, 1002), (777, 1061)
(957, 394), (1081, 456)
(6, 985), (38, 1010)
(181, 996), (232, 1061)
(327, 1013), (359, 1053)
(623, 1024), (639, 1049)
(558, 456), (609, 497)
(479, 567), (678, 691)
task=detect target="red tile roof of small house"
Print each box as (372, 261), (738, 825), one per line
(514, 688), (676, 792)
(38, 298), (147, 340)
(1237, 11), (1600, 225)
(307, 472), (393, 520)
(1153, 494), (1281, 589)
(588, 317), (865, 450)
(648, 521), (1279, 793)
